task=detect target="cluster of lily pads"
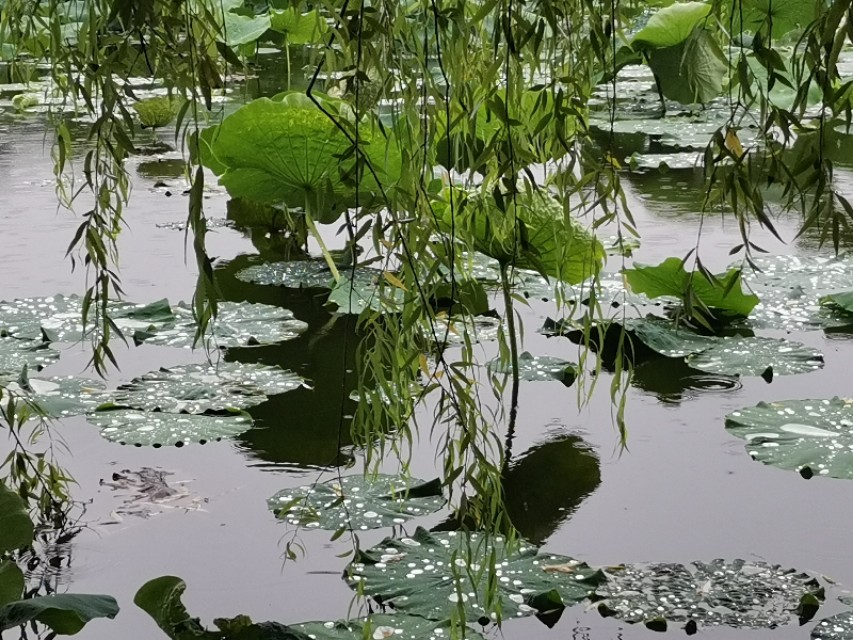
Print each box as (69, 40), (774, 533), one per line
(0, 294), (309, 446)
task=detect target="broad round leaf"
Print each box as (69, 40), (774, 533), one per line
(268, 474), (445, 531)
(686, 337), (824, 377)
(346, 527), (604, 622)
(632, 2), (713, 49)
(622, 317), (719, 358)
(1, 375), (108, 418)
(135, 301), (307, 349)
(0, 483), (33, 554)
(293, 614), (482, 640)
(88, 409), (253, 447)
(0, 337), (57, 378)
(488, 352), (578, 385)
(726, 398), (853, 479)
(0, 593), (119, 634)
(813, 612), (853, 640)
(0, 562), (24, 608)
(595, 560), (823, 630)
(236, 261), (335, 289)
(111, 362), (306, 413)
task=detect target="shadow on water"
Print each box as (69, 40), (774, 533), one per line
(215, 253), (359, 468)
(631, 357), (741, 405)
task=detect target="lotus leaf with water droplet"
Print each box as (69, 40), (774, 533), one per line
(0, 337), (58, 378)
(87, 408), (253, 447)
(345, 527), (604, 623)
(813, 611), (853, 640)
(294, 614), (482, 640)
(488, 352), (578, 386)
(268, 474), (444, 531)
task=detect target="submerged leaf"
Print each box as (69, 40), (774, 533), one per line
(268, 474), (444, 530)
(726, 398), (853, 479)
(346, 527), (604, 622)
(88, 409), (253, 447)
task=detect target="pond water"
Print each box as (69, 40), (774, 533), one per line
(4, 72), (853, 640)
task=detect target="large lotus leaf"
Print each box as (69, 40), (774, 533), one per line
(488, 352), (578, 386)
(731, 0), (818, 37)
(346, 527), (605, 622)
(269, 8), (327, 44)
(326, 272), (403, 315)
(595, 560), (823, 630)
(725, 397), (853, 479)
(437, 190), (605, 284)
(110, 362), (306, 413)
(267, 474), (444, 531)
(813, 611), (853, 640)
(134, 301), (307, 349)
(0, 374), (108, 418)
(686, 337), (824, 377)
(293, 615), (482, 640)
(745, 254), (853, 291)
(0, 337), (58, 377)
(0, 593), (119, 634)
(201, 95), (400, 223)
(624, 258), (759, 318)
(87, 409), (253, 447)
(236, 261), (335, 289)
(0, 482), (33, 554)
(648, 29), (726, 104)
(222, 10), (271, 47)
(429, 315), (501, 347)
(631, 2), (712, 49)
(622, 316), (720, 358)
(0, 562), (24, 608)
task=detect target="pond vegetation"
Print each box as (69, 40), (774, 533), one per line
(3, 0), (853, 639)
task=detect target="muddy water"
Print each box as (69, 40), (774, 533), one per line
(3, 106), (853, 640)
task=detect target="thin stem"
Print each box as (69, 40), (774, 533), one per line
(500, 262), (519, 431)
(305, 211), (341, 283)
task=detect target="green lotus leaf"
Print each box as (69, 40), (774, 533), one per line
(429, 315), (501, 347)
(725, 397), (853, 479)
(0, 562), (24, 608)
(731, 0), (819, 37)
(269, 8), (327, 44)
(200, 94), (401, 224)
(133, 96), (175, 128)
(0, 593), (119, 635)
(293, 614), (482, 640)
(326, 271), (404, 315)
(624, 258), (759, 318)
(0, 482), (33, 554)
(0, 295), (175, 342)
(110, 362), (307, 413)
(0, 337), (58, 378)
(618, 316), (720, 358)
(133, 301), (307, 349)
(488, 351), (578, 386)
(631, 2), (712, 49)
(0, 372), (108, 418)
(436, 190), (605, 285)
(813, 611), (853, 640)
(345, 527), (605, 622)
(267, 474), (444, 531)
(87, 408), (253, 447)
(222, 9), (271, 47)
(595, 560), (823, 630)
(235, 261), (337, 289)
(686, 337), (824, 377)
(647, 29), (726, 104)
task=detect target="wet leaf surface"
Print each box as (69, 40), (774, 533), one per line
(1, 374), (108, 417)
(0, 336), (58, 377)
(488, 352), (578, 385)
(293, 614), (482, 640)
(268, 474), (445, 531)
(686, 337), (824, 377)
(87, 409), (253, 447)
(813, 611), (853, 640)
(236, 260), (335, 289)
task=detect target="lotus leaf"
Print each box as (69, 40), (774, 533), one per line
(488, 352), (578, 386)
(686, 337), (824, 377)
(326, 271), (403, 315)
(293, 614), (482, 640)
(236, 260), (335, 289)
(618, 316), (720, 358)
(0, 562), (24, 607)
(0, 295), (175, 342)
(726, 397), (853, 479)
(87, 409), (253, 447)
(345, 527), (605, 622)
(813, 611), (853, 640)
(0, 337), (58, 377)
(133, 97), (175, 128)
(0, 593), (119, 634)
(0, 482), (33, 554)
(437, 190), (605, 285)
(134, 301), (307, 349)
(646, 29), (726, 104)
(595, 560), (823, 630)
(631, 2), (712, 49)
(110, 362), (305, 413)
(430, 315), (501, 347)
(269, 8), (327, 44)
(1, 373), (108, 418)
(731, 0), (818, 37)
(624, 258), (759, 318)
(745, 254), (853, 291)
(200, 94), (401, 224)
(267, 474), (444, 530)
(222, 9), (271, 47)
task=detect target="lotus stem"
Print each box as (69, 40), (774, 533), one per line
(500, 263), (520, 428)
(304, 211), (341, 283)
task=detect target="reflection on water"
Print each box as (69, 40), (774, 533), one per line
(632, 357), (741, 404)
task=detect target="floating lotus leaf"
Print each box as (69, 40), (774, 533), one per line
(110, 362), (306, 413)
(624, 258), (759, 318)
(430, 316), (501, 347)
(326, 272), (403, 315)
(1, 373), (108, 418)
(87, 409), (253, 447)
(620, 317), (719, 358)
(236, 260), (335, 289)
(686, 337), (824, 377)
(0, 295), (175, 342)
(746, 254), (853, 291)
(346, 527), (605, 622)
(595, 559), (823, 630)
(725, 397), (853, 479)
(0, 337), (58, 377)
(294, 615), (482, 640)
(0, 593), (119, 635)
(134, 301), (307, 349)
(813, 612), (853, 640)
(267, 474), (444, 531)
(488, 352), (578, 386)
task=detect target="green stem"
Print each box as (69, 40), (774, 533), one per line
(305, 211), (341, 283)
(500, 263), (520, 430)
